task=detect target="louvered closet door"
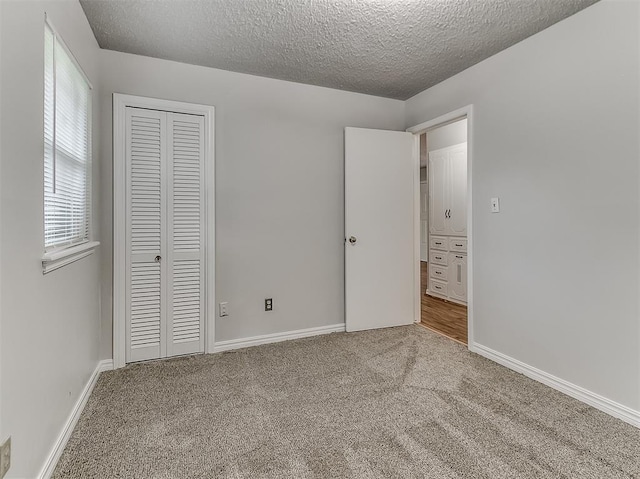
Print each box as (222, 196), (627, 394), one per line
(125, 108), (167, 362)
(166, 113), (205, 357)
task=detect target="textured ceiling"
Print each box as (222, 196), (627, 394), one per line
(80, 0), (599, 100)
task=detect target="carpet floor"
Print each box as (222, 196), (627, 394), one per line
(54, 325), (640, 478)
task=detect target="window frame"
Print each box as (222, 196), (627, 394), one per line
(42, 17), (99, 273)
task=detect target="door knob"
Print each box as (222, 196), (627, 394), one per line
(154, 255), (161, 262)
(348, 236), (357, 245)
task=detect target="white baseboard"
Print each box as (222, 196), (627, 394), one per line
(470, 343), (640, 428)
(38, 359), (113, 479)
(213, 323), (346, 353)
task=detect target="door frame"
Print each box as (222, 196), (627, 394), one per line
(113, 93), (215, 369)
(407, 105), (474, 348)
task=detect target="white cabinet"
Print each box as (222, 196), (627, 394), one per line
(428, 151), (448, 235)
(428, 237), (467, 304)
(448, 253), (467, 302)
(448, 146), (467, 236)
(428, 143), (467, 237)
(427, 143), (467, 304)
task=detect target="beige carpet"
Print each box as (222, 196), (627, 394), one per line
(54, 326), (639, 478)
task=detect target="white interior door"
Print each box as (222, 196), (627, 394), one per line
(345, 127), (415, 332)
(126, 108), (167, 363)
(125, 107), (205, 363)
(166, 113), (205, 357)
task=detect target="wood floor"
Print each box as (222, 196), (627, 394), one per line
(420, 261), (468, 345)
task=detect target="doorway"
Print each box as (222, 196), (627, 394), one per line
(408, 110), (471, 346)
(344, 106), (472, 344)
(112, 94), (216, 369)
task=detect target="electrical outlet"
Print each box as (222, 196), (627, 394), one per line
(219, 302), (229, 317)
(265, 298), (273, 311)
(0, 437), (11, 479)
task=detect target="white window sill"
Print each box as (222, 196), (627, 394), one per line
(42, 241), (100, 274)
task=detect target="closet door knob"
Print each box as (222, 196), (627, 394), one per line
(348, 236), (357, 245)
(155, 255), (161, 263)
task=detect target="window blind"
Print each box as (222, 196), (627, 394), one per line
(44, 22), (92, 249)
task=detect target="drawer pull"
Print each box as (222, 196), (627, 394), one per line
(435, 242), (442, 245)
(456, 255), (463, 259)
(455, 244), (463, 247)
(436, 271), (441, 275)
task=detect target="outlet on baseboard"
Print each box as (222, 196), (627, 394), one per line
(0, 436), (11, 479)
(265, 298), (273, 311)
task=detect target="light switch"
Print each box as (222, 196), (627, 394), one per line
(491, 197), (500, 213)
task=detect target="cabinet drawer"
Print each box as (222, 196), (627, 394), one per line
(429, 278), (447, 296)
(430, 236), (448, 251)
(429, 264), (448, 281)
(449, 252), (466, 264)
(429, 250), (448, 266)
(449, 237), (467, 253)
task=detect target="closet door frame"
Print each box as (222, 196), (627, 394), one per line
(113, 94), (215, 369)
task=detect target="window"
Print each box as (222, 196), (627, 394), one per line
(42, 20), (98, 272)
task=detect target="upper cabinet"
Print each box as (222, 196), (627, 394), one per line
(428, 143), (467, 237)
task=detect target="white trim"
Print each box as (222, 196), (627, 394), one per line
(205, 102), (216, 357)
(37, 359), (113, 479)
(113, 95), (127, 369)
(113, 94), (215, 369)
(406, 106), (470, 135)
(406, 105), (474, 347)
(213, 324), (346, 353)
(471, 343), (640, 428)
(42, 241), (100, 274)
(412, 134), (421, 324)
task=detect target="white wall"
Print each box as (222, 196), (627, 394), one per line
(426, 119), (467, 154)
(0, 1), (102, 477)
(98, 51), (405, 357)
(407, 0), (640, 411)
